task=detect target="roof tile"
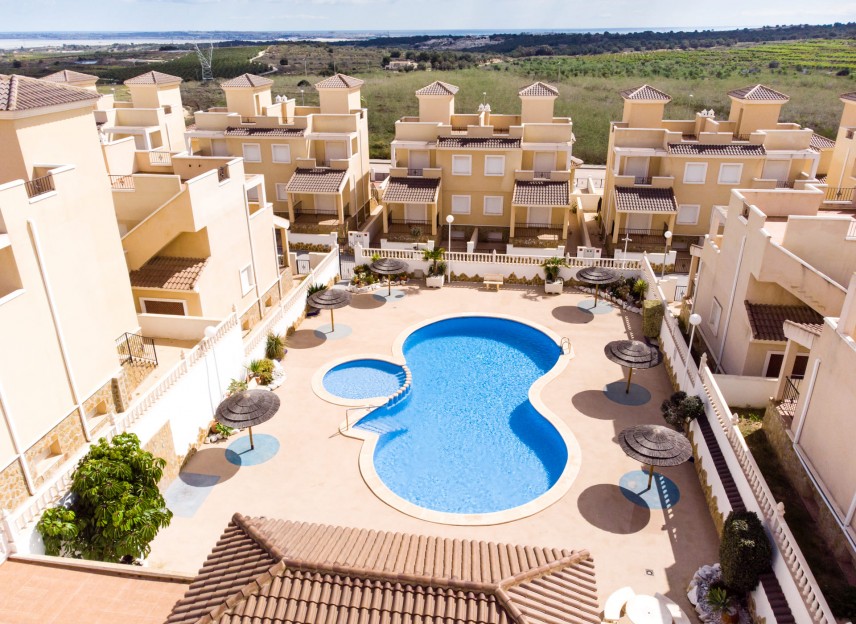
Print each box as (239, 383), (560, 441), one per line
(513, 180), (569, 206)
(0, 74), (100, 112)
(744, 302), (823, 341)
(285, 168), (347, 194)
(840, 92), (856, 103)
(809, 133), (835, 151)
(436, 136), (521, 149)
(619, 85), (671, 102)
(415, 81), (460, 96)
(614, 187), (678, 213)
(519, 82), (558, 97)
(383, 177), (440, 203)
(124, 71), (183, 86)
(221, 73), (274, 88)
(129, 256), (208, 290)
(668, 143), (766, 156)
(224, 126), (304, 137)
(727, 84), (789, 102)
(314, 73), (364, 89)
(41, 69), (98, 85)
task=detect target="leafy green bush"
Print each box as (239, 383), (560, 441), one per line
(540, 257), (566, 282)
(248, 358), (276, 385)
(227, 378), (248, 395)
(422, 247), (446, 277)
(661, 392), (704, 428)
(720, 511), (773, 594)
(642, 300), (665, 338)
(265, 332), (286, 360)
(37, 433), (172, 562)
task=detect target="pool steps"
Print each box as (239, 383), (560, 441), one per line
(346, 364), (412, 431)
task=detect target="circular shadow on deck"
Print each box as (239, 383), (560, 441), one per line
(349, 293), (386, 310)
(180, 448), (240, 484)
(288, 329), (327, 349)
(577, 483), (651, 534)
(603, 381), (652, 406)
(571, 390), (628, 419)
(551, 305), (594, 324)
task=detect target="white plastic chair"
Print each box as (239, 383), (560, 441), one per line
(602, 586), (635, 622)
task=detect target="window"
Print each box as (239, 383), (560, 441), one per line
(718, 163), (743, 185)
(239, 265), (255, 295)
(242, 143), (261, 163)
(271, 144), (291, 163)
(452, 155), (472, 176)
(275, 184), (288, 201)
(676, 204), (700, 225)
(483, 196), (503, 216)
(683, 162), (707, 184)
(140, 298), (187, 316)
(451, 195), (471, 215)
(484, 155), (505, 176)
(709, 298), (723, 336)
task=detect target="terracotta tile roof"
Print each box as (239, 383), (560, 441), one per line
(124, 71), (182, 86)
(383, 177), (440, 203)
(513, 180), (570, 206)
(619, 85), (671, 102)
(783, 319), (824, 337)
(41, 69), (97, 84)
(727, 84), (789, 102)
(129, 256), (208, 290)
(416, 80), (459, 96)
(166, 514), (600, 624)
(314, 73), (364, 89)
(436, 136), (521, 149)
(220, 73), (274, 88)
(224, 126), (304, 137)
(840, 92), (856, 102)
(285, 168), (347, 194)
(809, 133), (835, 151)
(745, 302), (823, 341)
(614, 186), (678, 213)
(0, 74), (100, 112)
(668, 143), (766, 156)
(519, 82), (558, 97)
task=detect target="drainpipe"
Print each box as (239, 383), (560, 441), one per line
(26, 220), (91, 442)
(715, 234), (747, 373)
(0, 381), (35, 494)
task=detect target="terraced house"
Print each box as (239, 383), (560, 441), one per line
(602, 84), (833, 269)
(0, 75), (155, 509)
(383, 80), (580, 253)
(186, 73), (372, 245)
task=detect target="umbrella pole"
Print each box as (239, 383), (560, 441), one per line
(330, 308), (335, 332)
(626, 367), (633, 393)
(388, 275), (392, 296)
(594, 284), (599, 307)
(646, 464), (654, 490)
(248, 426), (255, 450)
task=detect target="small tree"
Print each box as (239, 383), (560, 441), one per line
(422, 247), (446, 277)
(719, 511), (773, 594)
(661, 391), (704, 428)
(540, 257), (566, 283)
(37, 433), (172, 563)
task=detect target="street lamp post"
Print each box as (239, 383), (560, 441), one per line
(621, 234), (632, 269)
(445, 214), (454, 278)
(661, 230), (673, 279)
(684, 313), (702, 389)
(204, 325), (222, 403)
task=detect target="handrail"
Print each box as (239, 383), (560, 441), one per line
(344, 405), (376, 431)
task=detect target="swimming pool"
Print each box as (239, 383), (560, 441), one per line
(350, 316), (573, 520)
(322, 359), (406, 400)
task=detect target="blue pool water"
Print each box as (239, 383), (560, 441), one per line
(354, 316), (567, 515)
(323, 359), (406, 400)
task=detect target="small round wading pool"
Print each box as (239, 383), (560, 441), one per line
(322, 359), (406, 400)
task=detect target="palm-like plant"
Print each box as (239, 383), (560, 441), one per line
(422, 247), (446, 277)
(541, 256), (566, 283)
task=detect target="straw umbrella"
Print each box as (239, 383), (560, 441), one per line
(307, 288), (351, 332)
(604, 339), (662, 393)
(576, 266), (620, 307)
(215, 389), (280, 450)
(618, 424), (692, 490)
(370, 258), (409, 296)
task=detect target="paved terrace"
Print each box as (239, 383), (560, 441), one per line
(148, 283), (719, 616)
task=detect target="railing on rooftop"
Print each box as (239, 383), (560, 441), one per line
(115, 332), (158, 367)
(148, 151), (172, 167)
(534, 171), (552, 179)
(634, 176), (653, 185)
(109, 174), (135, 191)
(25, 174), (55, 199)
(825, 186), (856, 203)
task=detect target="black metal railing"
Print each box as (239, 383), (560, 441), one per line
(217, 166), (229, 182)
(826, 187), (856, 202)
(675, 285), (688, 300)
(407, 168), (424, 176)
(775, 180), (794, 189)
(514, 222), (563, 236)
(734, 133), (752, 141)
(634, 176), (653, 185)
(674, 256), (692, 274)
(618, 228), (668, 238)
(741, 202), (751, 220)
(109, 174), (135, 190)
(149, 151), (171, 167)
(25, 174), (55, 199)
(390, 218), (431, 227)
(116, 332), (158, 367)
(534, 171), (552, 179)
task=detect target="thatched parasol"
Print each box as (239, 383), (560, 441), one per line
(370, 258), (409, 296)
(618, 424), (692, 489)
(307, 288), (351, 331)
(215, 389), (280, 450)
(576, 266), (620, 307)
(604, 339), (662, 393)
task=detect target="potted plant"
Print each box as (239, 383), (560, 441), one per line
(265, 332), (287, 360)
(541, 256), (566, 294)
(705, 584), (737, 624)
(423, 247), (447, 288)
(306, 283), (326, 316)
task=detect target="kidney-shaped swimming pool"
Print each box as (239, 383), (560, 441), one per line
(350, 316), (571, 518)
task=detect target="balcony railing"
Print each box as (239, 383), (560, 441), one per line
(774, 180), (794, 189)
(109, 174), (135, 190)
(741, 202), (751, 220)
(734, 133), (753, 141)
(407, 168), (424, 176)
(25, 174), (55, 199)
(295, 206), (338, 217)
(777, 375), (802, 422)
(390, 218), (431, 227)
(825, 187), (856, 202)
(217, 166), (229, 182)
(634, 176), (653, 185)
(149, 151), (172, 167)
(115, 332), (158, 367)
(514, 222), (563, 239)
(534, 171), (552, 179)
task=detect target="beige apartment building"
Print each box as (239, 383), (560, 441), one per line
(0, 75), (155, 510)
(186, 73), (371, 242)
(602, 84), (832, 267)
(823, 91), (856, 193)
(383, 81), (578, 251)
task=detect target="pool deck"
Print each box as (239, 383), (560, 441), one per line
(148, 282), (719, 616)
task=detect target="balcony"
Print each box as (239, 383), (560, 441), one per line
(25, 174), (55, 199)
(109, 174), (135, 191)
(513, 222), (563, 240)
(776, 376), (802, 426)
(115, 332), (158, 367)
(825, 186), (856, 203)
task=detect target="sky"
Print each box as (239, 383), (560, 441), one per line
(4, 0), (856, 33)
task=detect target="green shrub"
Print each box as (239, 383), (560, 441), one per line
(265, 332), (286, 360)
(720, 511), (773, 594)
(540, 256), (566, 282)
(37, 433), (172, 562)
(661, 391), (704, 428)
(642, 299), (665, 338)
(248, 358), (276, 385)
(227, 378), (248, 395)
